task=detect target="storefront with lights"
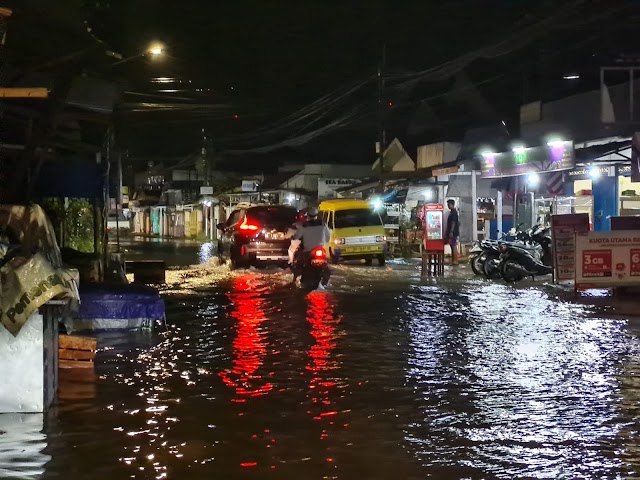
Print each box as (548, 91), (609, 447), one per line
(560, 138), (640, 231)
(480, 139), (576, 232)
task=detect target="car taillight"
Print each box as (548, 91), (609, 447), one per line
(312, 247), (326, 258)
(239, 215), (259, 231)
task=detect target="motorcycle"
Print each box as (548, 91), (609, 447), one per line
(296, 246), (331, 291)
(499, 225), (553, 282)
(468, 240), (485, 275)
(468, 226), (523, 279)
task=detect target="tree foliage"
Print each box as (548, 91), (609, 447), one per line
(40, 198), (95, 253)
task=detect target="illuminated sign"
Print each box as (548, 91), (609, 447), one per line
(481, 141), (574, 178)
(618, 164), (632, 176)
(568, 166), (614, 179)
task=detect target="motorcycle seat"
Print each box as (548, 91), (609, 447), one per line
(511, 243), (542, 251)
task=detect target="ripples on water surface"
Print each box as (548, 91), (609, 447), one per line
(2, 262), (640, 479)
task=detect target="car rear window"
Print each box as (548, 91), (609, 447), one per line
(247, 206), (297, 228)
(334, 209), (382, 229)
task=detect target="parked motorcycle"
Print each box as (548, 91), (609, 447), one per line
(468, 240), (485, 275)
(296, 246), (331, 291)
(499, 225), (553, 282)
(468, 227), (523, 279)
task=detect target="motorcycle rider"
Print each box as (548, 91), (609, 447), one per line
(287, 209), (307, 267)
(290, 207), (331, 284)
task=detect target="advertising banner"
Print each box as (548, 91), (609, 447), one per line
(318, 178), (358, 201)
(575, 231), (640, 289)
(420, 204), (445, 252)
(481, 141), (574, 178)
(550, 213), (590, 282)
(1, 253), (79, 336)
(241, 180), (259, 192)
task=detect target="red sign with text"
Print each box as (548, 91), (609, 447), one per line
(575, 231), (640, 289)
(582, 250), (612, 277)
(421, 204), (445, 252)
(631, 249), (640, 276)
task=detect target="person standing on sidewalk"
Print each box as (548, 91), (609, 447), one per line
(444, 199), (460, 265)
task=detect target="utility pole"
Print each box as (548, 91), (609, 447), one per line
(201, 127), (212, 187)
(377, 43), (387, 193)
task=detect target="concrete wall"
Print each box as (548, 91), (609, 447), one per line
(417, 142), (461, 170)
(0, 311), (57, 413)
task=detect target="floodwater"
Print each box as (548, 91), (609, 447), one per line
(3, 241), (640, 479)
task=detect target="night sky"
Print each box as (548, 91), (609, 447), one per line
(6, 0), (639, 172)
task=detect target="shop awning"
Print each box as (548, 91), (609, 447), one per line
(575, 139), (631, 163)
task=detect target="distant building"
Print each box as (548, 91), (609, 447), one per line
(371, 138), (415, 173)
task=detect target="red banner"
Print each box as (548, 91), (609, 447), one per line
(582, 250), (612, 277)
(631, 249), (640, 276)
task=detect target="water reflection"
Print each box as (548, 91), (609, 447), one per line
(0, 414), (49, 478)
(305, 291), (342, 434)
(219, 274), (273, 399)
(405, 282), (639, 478)
(198, 243), (215, 264)
(6, 261), (640, 479)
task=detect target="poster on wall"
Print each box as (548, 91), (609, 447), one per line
(550, 213), (590, 283)
(575, 230), (640, 289)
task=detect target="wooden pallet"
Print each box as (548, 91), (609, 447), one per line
(59, 334), (96, 369)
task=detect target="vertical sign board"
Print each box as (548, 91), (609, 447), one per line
(421, 204), (445, 252)
(550, 214), (590, 283)
(575, 231), (640, 290)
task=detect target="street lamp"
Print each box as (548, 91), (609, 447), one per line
(148, 43), (164, 56)
(111, 42), (165, 66)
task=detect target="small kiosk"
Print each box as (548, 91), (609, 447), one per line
(421, 203), (445, 276)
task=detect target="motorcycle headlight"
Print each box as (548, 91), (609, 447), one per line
(334, 238), (345, 245)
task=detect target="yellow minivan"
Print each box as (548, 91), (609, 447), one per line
(319, 199), (387, 266)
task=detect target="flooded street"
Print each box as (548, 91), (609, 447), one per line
(4, 242), (640, 479)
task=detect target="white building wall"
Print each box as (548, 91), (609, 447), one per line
(0, 313), (51, 413)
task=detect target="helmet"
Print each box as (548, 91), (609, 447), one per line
(307, 207), (319, 218)
(296, 210), (308, 223)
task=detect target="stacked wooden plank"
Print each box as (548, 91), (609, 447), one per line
(58, 334), (96, 369)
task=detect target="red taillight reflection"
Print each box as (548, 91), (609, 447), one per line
(312, 247), (326, 258)
(239, 215), (259, 231)
(306, 291), (342, 437)
(219, 274), (273, 398)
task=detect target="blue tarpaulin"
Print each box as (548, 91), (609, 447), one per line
(64, 283), (165, 332)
